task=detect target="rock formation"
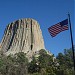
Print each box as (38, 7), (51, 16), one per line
(0, 18), (45, 59)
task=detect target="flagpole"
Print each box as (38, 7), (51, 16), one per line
(68, 13), (75, 73)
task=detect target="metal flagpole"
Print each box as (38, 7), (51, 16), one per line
(68, 13), (75, 74)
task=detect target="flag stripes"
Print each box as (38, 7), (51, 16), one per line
(48, 19), (68, 37)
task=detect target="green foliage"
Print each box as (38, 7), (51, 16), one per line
(0, 48), (74, 75)
(0, 52), (28, 75)
(28, 56), (40, 73)
(15, 52), (28, 64)
(56, 48), (74, 75)
(0, 58), (4, 67)
(28, 49), (56, 75)
(39, 49), (53, 68)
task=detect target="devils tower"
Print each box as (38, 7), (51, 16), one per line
(0, 18), (45, 59)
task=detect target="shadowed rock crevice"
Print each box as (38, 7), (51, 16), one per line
(8, 21), (19, 50)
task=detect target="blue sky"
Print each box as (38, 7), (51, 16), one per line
(0, 0), (74, 56)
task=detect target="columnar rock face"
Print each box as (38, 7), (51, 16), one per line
(0, 18), (45, 58)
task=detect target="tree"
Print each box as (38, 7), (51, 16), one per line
(39, 49), (54, 68)
(28, 56), (40, 73)
(56, 48), (74, 75)
(0, 52), (28, 75)
(28, 49), (56, 75)
(14, 52), (28, 75)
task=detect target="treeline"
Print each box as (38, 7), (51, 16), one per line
(0, 48), (74, 75)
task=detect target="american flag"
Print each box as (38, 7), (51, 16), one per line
(48, 19), (68, 37)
